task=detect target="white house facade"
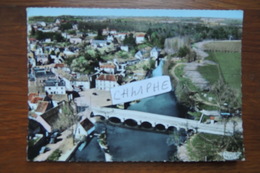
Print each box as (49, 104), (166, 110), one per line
(44, 79), (66, 95)
(74, 118), (95, 141)
(69, 37), (82, 44)
(96, 74), (119, 91)
(135, 34), (145, 44)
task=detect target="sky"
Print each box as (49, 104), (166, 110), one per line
(27, 8), (243, 19)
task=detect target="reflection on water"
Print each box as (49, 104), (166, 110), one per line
(128, 92), (178, 117)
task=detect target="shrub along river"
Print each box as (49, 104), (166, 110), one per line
(70, 60), (187, 162)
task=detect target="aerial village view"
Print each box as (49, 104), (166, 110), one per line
(27, 8), (244, 162)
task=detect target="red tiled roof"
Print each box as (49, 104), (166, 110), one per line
(97, 74), (117, 82)
(100, 64), (115, 69)
(29, 38), (36, 42)
(80, 118), (94, 131)
(28, 93), (38, 102)
(31, 97), (43, 104)
(35, 101), (49, 113)
(54, 63), (65, 68)
(136, 34), (145, 37)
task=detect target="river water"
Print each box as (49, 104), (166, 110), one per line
(128, 60), (179, 117)
(71, 60), (182, 162)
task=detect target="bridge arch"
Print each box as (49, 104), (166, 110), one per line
(187, 129), (195, 136)
(155, 123), (166, 131)
(167, 126), (178, 133)
(108, 117), (122, 124)
(140, 121), (153, 129)
(124, 119), (138, 127)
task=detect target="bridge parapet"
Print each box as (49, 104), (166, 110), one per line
(92, 107), (241, 136)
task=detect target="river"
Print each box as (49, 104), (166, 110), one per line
(71, 60), (184, 162)
(128, 60), (179, 117)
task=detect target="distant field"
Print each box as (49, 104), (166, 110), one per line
(203, 41), (241, 52)
(205, 52), (241, 91)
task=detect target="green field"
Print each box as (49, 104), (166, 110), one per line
(206, 52), (241, 91)
(203, 41), (241, 52)
(197, 64), (219, 85)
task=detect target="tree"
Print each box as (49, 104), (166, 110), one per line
(71, 56), (90, 74)
(53, 33), (64, 42)
(210, 78), (240, 109)
(178, 46), (190, 58)
(123, 33), (136, 48)
(187, 50), (197, 62)
(59, 23), (73, 31)
(30, 25), (35, 36)
(94, 29), (105, 40)
(64, 56), (76, 67)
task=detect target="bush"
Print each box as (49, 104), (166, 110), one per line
(47, 149), (62, 161)
(178, 46), (190, 58)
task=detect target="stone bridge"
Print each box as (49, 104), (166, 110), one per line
(92, 107), (242, 136)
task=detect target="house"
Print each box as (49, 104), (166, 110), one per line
(28, 93), (43, 110)
(102, 28), (109, 35)
(29, 38), (37, 44)
(135, 50), (143, 59)
(91, 40), (108, 48)
(106, 34), (114, 43)
(33, 67), (56, 86)
(37, 21), (46, 27)
(135, 34), (146, 44)
(35, 54), (48, 65)
(96, 74), (119, 91)
(54, 63), (65, 69)
(62, 33), (70, 39)
(72, 24), (78, 30)
(110, 29), (117, 35)
(50, 55), (64, 64)
(120, 46), (129, 52)
(51, 27), (59, 32)
(35, 47), (49, 65)
(63, 48), (77, 57)
(35, 101), (49, 114)
(116, 33), (127, 41)
(99, 62), (116, 74)
(113, 59), (126, 73)
(126, 59), (140, 65)
(69, 37), (82, 44)
(28, 56), (36, 67)
(32, 101), (68, 133)
(44, 79), (66, 95)
(70, 75), (90, 91)
(44, 38), (52, 43)
(150, 47), (161, 59)
(74, 118), (95, 141)
(55, 19), (61, 25)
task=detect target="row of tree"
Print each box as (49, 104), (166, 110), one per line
(32, 30), (65, 42)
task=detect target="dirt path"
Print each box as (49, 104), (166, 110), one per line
(170, 62), (186, 82)
(184, 41), (218, 90)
